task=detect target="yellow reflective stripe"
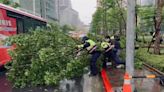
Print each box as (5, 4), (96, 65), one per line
(101, 42), (110, 49)
(101, 42), (108, 48)
(111, 36), (114, 39)
(124, 79), (131, 84)
(86, 40), (96, 51)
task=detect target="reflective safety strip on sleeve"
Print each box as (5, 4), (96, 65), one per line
(124, 79), (131, 84)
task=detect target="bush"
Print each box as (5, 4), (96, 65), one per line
(120, 36), (126, 49)
(135, 48), (164, 71)
(5, 27), (88, 88)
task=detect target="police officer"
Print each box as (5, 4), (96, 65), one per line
(113, 35), (121, 56)
(77, 36), (101, 76)
(101, 36), (125, 68)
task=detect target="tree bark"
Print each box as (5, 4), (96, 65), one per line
(135, 3), (138, 41)
(116, 0), (126, 33)
(154, 0), (164, 54)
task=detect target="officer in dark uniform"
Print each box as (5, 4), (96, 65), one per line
(101, 36), (125, 68)
(77, 36), (101, 76)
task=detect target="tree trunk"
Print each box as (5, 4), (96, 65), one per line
(102, 0), (108, 35)
(135, 3), (138, 41)
(116, 0), (126, 34)
(154, 0), (164, 54)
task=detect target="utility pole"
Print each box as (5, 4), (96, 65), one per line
(126, 0), (136, 91)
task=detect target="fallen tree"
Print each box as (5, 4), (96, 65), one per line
(5, 25), (89, 88)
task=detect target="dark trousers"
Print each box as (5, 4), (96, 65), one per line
(90, 51), (101, 75)
(103, 50), (125, 68)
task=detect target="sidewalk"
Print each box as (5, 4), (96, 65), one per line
(105, 67), (164, 92)
(106, 68), (125, 91)
(83, 74), (104, 92)
(134, 69), (164, 92)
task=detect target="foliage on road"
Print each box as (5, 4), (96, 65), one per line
(5, 26), (89, 88)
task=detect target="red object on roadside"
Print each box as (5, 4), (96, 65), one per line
(101, 69), (113, 92)
(0, 47), (11, 66)
(0, 7), (16, 66)
(123, 73), (132, 92)
(0, 45), (16, 66)
(0, 8), (17, 36)
(0, 3), (46, 66)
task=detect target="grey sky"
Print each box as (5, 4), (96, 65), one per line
(71, 0), (97, 25)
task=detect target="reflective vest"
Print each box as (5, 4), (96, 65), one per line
(111, 36), (114, 40)
(101, 41), (111, 49)
(86, 39), (96, 51)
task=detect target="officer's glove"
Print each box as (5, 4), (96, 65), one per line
(76, 45), (83, 48)
(75, 45), (83, 51)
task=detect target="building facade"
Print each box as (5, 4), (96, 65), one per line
(10, 0), (84, 28)
(11, 0), (59, 23)
(58, 0), (83, 28)
(43, 0), (59, 22)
